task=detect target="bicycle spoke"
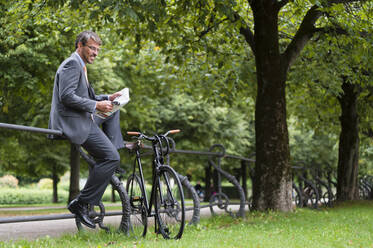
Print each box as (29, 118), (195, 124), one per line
(155, 166), (185, 239)
(126, 174), (147, 238)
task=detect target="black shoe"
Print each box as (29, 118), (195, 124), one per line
(68, 198), (96, 229)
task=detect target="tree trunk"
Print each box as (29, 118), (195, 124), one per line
(204, 163), (212, 202)
(337, 82), (360, 201)
(251, 1), (292, 211)
(212, 168), (219, 194)
(68, 144), (80, 203)
(52, 166), (59, 203)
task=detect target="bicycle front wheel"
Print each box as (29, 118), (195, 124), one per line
(155, 165), (185, 239)
(126, 173), (148, 238)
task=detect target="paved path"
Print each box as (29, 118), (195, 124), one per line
(0, 205), (242, 242)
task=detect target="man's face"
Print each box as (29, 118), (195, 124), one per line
(77, 38), (100, 64)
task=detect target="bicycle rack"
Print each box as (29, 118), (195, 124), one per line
(207, 144), (246, 218)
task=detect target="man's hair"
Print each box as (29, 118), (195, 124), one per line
(75, 30), (102, 49)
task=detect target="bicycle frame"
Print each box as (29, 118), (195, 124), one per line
(129, 135), (176, 218)
(126, 129), (185, 239)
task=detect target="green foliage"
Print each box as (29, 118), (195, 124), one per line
(0, 188), (68, 204)
(0, 184), (117, 204)
(37, 178), (53, 190)
(287, 2), (373, 171)
(0, 0), (99, 181)
(151, 93), (255, 178)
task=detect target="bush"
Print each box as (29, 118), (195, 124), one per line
(0, 182), (118, 205)
(37, 178), (53, 189)
(59, 181), (70, 192)
(0, 175), (19, 188)
(0, 188), (69, 204)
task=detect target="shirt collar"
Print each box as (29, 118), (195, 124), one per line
(75, 52), (86, 68)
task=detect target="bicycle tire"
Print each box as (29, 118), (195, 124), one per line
(321, 190), (334, 207)
(292, 183), (303, 208)
(303, 184), (319, 209)
(126, 173), (148, 238)
(154, 165), (185, 239)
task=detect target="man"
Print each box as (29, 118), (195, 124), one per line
(49, 30), (124, 228)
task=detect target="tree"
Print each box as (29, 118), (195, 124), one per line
(0, 0), (96, 202)
(286, 2), (372, 200)
(152, 0), (371, 210)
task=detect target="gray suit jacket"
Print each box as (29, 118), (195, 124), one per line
(49, 53), (108, 144)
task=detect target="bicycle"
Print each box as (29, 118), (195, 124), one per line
(125, 130), (185, 239)
(292, 165), (320, 209)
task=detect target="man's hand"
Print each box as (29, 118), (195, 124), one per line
(96, 100), (113, 112)
(109, 91), (122, 101)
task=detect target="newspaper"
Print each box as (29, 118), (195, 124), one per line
(95, 88), (130, 119)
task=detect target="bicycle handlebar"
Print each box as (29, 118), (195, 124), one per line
(126, 129), (180, 159)
(127, 129), (180, 140)
(167, 129), (180, 134)
(127, 131), (141, 136)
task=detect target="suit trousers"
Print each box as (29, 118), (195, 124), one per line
(94, 111), (124, 150)
(79, 118), (120, 205)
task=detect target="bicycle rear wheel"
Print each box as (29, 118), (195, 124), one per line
(126, 173), (148, 238)
(292, 183), (303, 208)
(155, 165), (185, 239)
(303, 184), (319, 209)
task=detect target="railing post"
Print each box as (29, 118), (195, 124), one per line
(241, 160), (248, 200)
(68, 144), (80, 203)
(204, 163), (212, 202)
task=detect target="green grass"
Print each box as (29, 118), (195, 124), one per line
(0, 203), (124, 217)
(0, 201), (195, 217)
(1, 201), (373, 248)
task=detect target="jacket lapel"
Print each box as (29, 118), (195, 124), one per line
(71, 53), (91, 92)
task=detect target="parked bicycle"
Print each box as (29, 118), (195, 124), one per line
(292, 165), (320, 209)
(125, 130), (185, 239)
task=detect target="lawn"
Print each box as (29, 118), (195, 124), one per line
(1, 201), (372, 248)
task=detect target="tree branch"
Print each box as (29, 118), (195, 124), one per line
(232, 12), (255, 55)
(281, 5), (323, 71)
(198, 16), (229, 39)
(197, 10), (256, 55)
(282, 0), (367, 70)
(276, 0), (290, 9)
(239, 26), (256, 55)
(363, 128), (373, 138)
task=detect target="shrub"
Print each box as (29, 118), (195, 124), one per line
(37, 178), (53, 189)
(0, 175), (19, 188)
(0, 188), (69, 204)
(59, 181), (70, 191)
